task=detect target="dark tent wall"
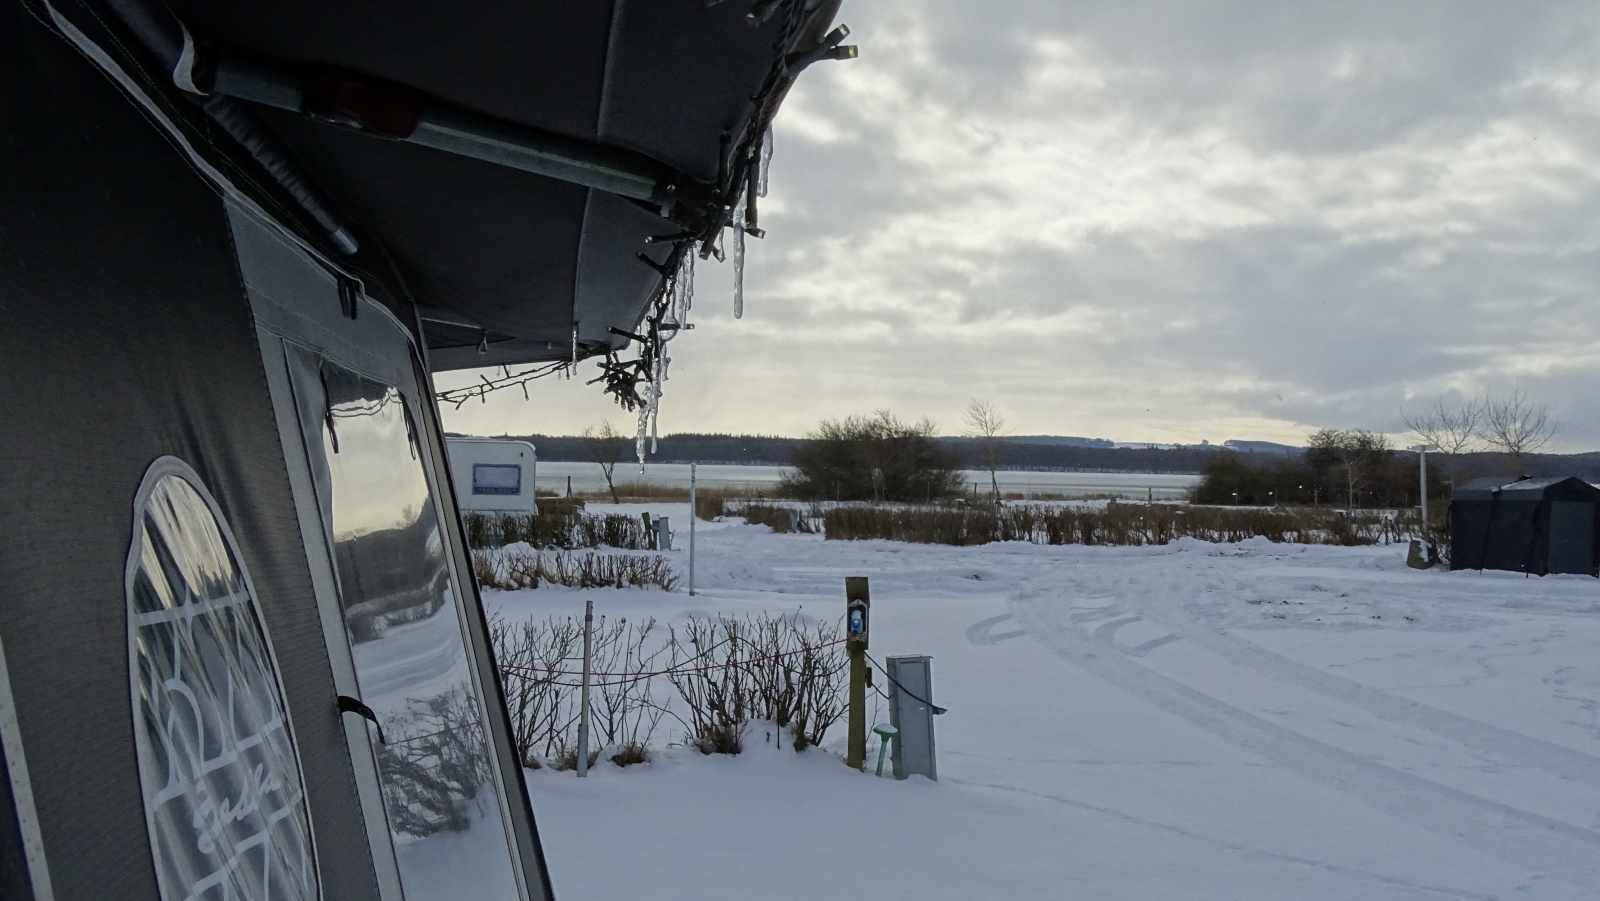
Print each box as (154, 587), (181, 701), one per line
(0, 6), (383, 899)
(4, 0), (845, 897)
(1450, 477), (1600, 577)
(2, 4), (557, 899)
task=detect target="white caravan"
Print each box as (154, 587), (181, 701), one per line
(446, 437), (539, 515)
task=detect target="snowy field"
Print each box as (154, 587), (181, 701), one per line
(486, 504), (1600, 901)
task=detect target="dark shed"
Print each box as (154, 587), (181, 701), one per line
(1450, 477), (1600, 576)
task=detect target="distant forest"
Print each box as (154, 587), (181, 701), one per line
(448, 432), (1600, 479)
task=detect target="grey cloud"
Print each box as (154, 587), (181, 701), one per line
(441, 0), (1600, 450)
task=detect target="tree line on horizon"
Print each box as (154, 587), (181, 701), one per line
(446, 390), (1591, 506)
(1193, 391), (1573, 507)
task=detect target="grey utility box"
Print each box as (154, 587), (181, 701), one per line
(887, 655), (938, 781)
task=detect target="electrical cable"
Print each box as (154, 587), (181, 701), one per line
(865, 651), (947, 714)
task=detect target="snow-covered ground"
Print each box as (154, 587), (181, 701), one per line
(486, 504), (1600, 900)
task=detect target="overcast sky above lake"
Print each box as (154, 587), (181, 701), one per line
(440, 0), (1600, 450)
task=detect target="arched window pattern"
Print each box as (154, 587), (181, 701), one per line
(286, 348), (524, 901)
(126, 460), (317, 901)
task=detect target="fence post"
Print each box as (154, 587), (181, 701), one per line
(689, 462), (697, 596)
(577, 598), (592, 777)
(845, 577), (870, 770)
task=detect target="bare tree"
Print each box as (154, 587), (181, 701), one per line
(1478, 390), (1557, 475)
(963, 397), (1007, 503)
(580, 422), (626, 503)
(1402, 396), (1481, 490)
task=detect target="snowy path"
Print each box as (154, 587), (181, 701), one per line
(490, 507), (1600, 900)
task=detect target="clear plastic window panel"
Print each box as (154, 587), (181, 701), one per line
(127, 466), (317, 901)
(286, 348), (523, 901)
(472, 464), (521, 496)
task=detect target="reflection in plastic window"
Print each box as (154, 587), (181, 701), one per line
(287, 348), (524, 901)
(472, 464), (521, 496)
(126, 459), (317, 901)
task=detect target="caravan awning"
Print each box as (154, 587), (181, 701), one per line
(77, 0), (847, 370)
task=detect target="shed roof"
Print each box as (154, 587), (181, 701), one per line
(1452, 476), (1600, 501)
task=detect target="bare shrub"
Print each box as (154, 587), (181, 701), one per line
(462, 510), (648, 551)
(548, 746), (601, 772)
(490, 610), (847, 765)
(781, 410), (962, 502)
(588, 617), (666, 750)
(492, 613), (679, 768)
(490, 614), (580, 766)
(473, 546), (678, 591)
(823, 502), (1428, 548)
(736, 502), (819, 534)
(695, 493), (726, 520)
(667, 616), (753, 754)
(609, 742), (651, 767)
(664, 612), (846, 755)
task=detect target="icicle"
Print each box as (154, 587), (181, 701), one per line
(635, 386), (651, 470)
(570, 321), (578, 378)
(758, 127), (773, 198)
(682, 251), (695, 318)
(650, 399), (660, 453)
(732, 191), (747, 319)
(672, 252), (696, 324)
(635, 341), (668, 469)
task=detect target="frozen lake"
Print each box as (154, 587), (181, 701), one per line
(531, 461), (1199, 500)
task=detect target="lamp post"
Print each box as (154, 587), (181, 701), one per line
(1410, 444), (1431, 533)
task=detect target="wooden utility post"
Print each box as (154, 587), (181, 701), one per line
(845, 576), (870, 770)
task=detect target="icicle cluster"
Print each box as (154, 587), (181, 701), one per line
(635, 251), (695, 469)
(630, 130), (769, 465)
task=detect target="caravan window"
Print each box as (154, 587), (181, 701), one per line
(473, 464), (522, 496)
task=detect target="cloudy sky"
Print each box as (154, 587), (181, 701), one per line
(440, 0), (1600, 450)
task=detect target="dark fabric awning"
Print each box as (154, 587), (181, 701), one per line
(60, 0), (846, 370)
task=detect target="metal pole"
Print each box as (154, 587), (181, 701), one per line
(577, 599), (592, 777)
(689, 462), (697, 596)
(1419, 446), (1429, 527)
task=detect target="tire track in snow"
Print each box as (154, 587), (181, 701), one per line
(1009, 585), (1600, 890)
(1126, 578), (1600, 789)
(948, 778), (1499, 901)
